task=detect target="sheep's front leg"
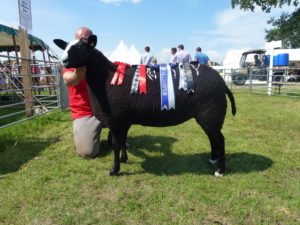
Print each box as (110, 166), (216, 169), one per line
(109, 127), (130, 175)
(109, 147), (120, 176)
(120, 148), (128, 163)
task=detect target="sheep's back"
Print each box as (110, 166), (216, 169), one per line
(102, 64), (227, 126)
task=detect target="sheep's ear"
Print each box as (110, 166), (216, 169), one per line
(53, 39), (67, 50)
(88, 35), (97, 48)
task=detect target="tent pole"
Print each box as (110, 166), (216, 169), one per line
(42, 49), (46, 62)
(47, 49), (51, 62)
(12, 34), (20, 65)
(6, 51), (11, 65)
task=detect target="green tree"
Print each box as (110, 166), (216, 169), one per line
(231, 0), (300, 48)
(266, 8), (300, 48)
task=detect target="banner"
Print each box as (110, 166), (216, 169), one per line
(18, 0), (32, 31)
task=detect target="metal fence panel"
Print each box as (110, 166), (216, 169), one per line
(215, 67), (300, 98)
(0, 54), (68, 129)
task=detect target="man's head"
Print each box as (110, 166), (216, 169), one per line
(178, 44), (184, 50)
(151, 57), (157, 64)
(54, 27), (97, 68)
(144, 46), (150, 52)
(75, 27), (93, 43)
(171, 47), (177, 55)
(196, 47), (202, 52)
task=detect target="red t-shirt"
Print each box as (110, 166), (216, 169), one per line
(63, 68), (93, 120)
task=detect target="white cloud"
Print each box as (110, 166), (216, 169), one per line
(190, 6), (296, 64)
(156, 48), (171, 63)
(190, 9), (269, 63)
(99, 0), (142, 4)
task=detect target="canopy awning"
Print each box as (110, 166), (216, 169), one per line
(0, 24), (49, 52)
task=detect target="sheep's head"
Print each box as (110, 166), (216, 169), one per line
(53, 35), (97, 68)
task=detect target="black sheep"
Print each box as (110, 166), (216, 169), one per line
(54, 36), (236, 177)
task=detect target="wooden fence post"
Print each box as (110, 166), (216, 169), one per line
(19, 26), (33, 117)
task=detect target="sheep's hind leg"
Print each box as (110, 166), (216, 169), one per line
(208, 131), (225, 177)
(200, 128), (226, 177)
(195, 95), (227, 177)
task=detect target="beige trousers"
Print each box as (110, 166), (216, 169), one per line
(73, 115), (102, 158)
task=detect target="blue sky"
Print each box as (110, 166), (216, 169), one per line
(0, 0), (296, 63)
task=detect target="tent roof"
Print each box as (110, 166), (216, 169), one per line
(0, 23), (49, 52)
(223, 49), (248, 69)
(109, 40), (141, 64)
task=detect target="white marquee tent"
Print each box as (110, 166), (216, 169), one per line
(222, 49), (248, 69)
(109, 40), (141, 64)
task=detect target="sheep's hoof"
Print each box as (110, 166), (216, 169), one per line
(214, 169), (224, 177)
(209, 158), (218, 164)
(120, 157), (128, 163)
(109, 168), (119, 176)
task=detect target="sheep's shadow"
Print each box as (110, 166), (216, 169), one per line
(0, 137), (59, 176)
(123, 135), (273, 176)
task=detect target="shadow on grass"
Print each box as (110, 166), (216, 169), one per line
(0, 137), (59, 176)
(99, 139), (113, 157)
(119, 135), (274, 176)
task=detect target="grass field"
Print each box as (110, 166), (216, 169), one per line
(0, 93), (299, 225)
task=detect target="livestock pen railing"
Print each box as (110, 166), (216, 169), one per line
(215, 67), (300, 98)
(0, 54), (69, 129)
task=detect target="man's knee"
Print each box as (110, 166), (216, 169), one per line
(76, 148), (100, 159)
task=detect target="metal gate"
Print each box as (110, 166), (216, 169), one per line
(0, 54), (69, 129)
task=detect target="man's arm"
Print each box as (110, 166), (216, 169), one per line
(63, 66), (87, 86)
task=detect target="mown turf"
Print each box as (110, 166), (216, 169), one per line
(0, 93), (299, 225)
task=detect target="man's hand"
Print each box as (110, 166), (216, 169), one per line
(75, 66), (87, 79)
(63, 66), (87, 86)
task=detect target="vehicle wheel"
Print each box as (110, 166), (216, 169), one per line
(232, 75), (246, 85)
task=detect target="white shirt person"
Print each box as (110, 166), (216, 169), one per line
(140, 46), (154, 65)
(175, 44), (192, 64)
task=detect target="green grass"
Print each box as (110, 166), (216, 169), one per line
(0, 107), (26, 127)
(0, 93), (300, 225)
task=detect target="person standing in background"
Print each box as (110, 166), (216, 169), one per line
(175, 44), (192, 63)
(140, 46), (154, 65)
(194, 47), (211, 66)
(170, 47), (177, 64)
